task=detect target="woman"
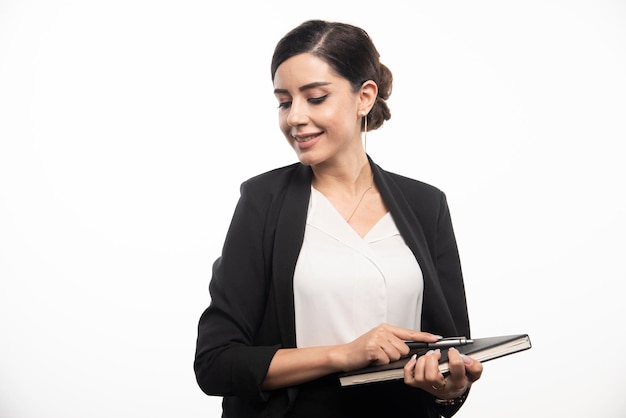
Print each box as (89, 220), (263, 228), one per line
(194, 20), (483, 417)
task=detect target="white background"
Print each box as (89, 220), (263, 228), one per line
(1, 1), (625, 417)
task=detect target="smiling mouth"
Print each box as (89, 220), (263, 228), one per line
(293, 132), (322, 142)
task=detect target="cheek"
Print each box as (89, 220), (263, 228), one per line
(322, 105), (353, 129)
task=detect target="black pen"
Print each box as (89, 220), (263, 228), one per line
(405, 337), (473, 350)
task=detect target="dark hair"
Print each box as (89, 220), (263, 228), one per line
(271, 20), (392, 131)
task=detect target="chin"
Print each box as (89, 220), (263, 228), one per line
(292, 145), (330, 168)
(295, 155), (315, 167)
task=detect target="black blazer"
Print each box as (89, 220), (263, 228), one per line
(195, 158), (470, 417)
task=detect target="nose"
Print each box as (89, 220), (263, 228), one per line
(286, 99), (308, 127)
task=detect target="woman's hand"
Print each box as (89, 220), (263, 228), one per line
(333, 323), (440, 372)
(403, 346), (483, 399)
(263, 323), (439, 390)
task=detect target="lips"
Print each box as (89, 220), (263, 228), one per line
(293, 132), (322, 142)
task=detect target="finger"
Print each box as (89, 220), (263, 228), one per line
(371, 326), (417, 359)
(445, 347), (469, 391)
(376, 329), (412, 358)
(408, 349), (444, 392)
(367, 325), (410, 358)
(403, 354), (418, 384)
(388, 338), (411, 358)
(367, 346), (391, 365)
(461, 354), (483, 383)
(418, 350), (447, 394)
(375, 324), (440, 345)
(423, 349), (444, 384)
(446, 347), (466, 378)
(402, 329), (442, 344)
(411, 349), (430, 382)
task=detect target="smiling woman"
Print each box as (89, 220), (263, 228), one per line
(2, 2), (625, 418)
(194, 20), (482, 418)
(273, 54), (376, 169)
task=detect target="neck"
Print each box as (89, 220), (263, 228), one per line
(311, 155), (372, 197)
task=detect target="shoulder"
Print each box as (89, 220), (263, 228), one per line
(374, 163), (446, 206)
(235, 162), (311, 212)
(383, 169), (444, 197)
(242, 162), (305, 191)
(372, 161), (452, 236)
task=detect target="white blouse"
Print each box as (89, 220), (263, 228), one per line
(294, 187), (424, 348)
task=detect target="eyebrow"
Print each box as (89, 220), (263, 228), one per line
(273, 81), (332, 95)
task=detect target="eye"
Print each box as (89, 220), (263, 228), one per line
(308, 95), (328, 104)
(277, 101), (292, 109)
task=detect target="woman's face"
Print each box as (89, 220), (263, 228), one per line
(273, 53), (363, 167)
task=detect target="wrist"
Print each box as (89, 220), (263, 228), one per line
(434, 386), (470, 406)
(327, 345), (349, 372)
(434, 394), (466, 406)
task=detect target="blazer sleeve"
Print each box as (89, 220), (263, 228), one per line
(430, 192), (471, 418)
(194, 180), (280, 402)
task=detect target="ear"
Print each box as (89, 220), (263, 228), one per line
(358, 80), (378, 116)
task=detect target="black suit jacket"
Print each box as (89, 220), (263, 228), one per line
(195, 158), (470, 417)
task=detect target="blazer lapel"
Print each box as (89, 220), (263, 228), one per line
(371, 161), (459, 336)
(272, 164), (312, 348)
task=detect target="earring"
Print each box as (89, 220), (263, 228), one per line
(361, 111), (368, 153)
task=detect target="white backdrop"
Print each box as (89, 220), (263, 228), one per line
(1, 1), (625, 417)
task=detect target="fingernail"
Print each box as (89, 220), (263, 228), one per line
(411, 354), (417, 361)
(426, 350), (434, 356)
(461, 354), (473, 365)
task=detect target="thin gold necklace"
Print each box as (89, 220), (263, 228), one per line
(346, 178), (374, 223)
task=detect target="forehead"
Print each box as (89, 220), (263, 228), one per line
(273, 53), (344, 90)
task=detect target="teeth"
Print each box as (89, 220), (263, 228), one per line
(294, 134), (317, 142)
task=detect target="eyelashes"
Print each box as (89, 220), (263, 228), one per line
(277, 95), (328, 109)
(308, 95), (328, 104)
